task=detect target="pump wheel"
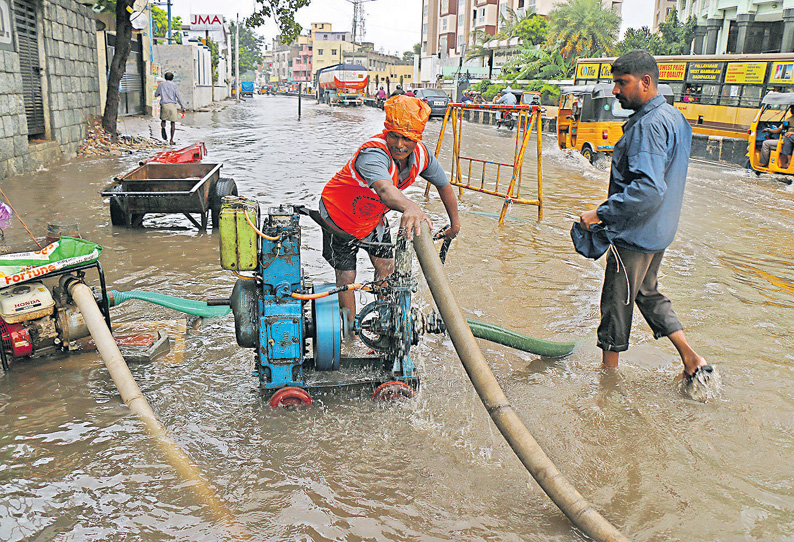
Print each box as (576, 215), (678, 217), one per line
(210, 177), (238, 228)
(269, 386), (312, 408)
(581, 146), (594, 163)
(372, 381), (415, 402)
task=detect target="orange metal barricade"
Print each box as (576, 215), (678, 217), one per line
(425, 103), (543, 223)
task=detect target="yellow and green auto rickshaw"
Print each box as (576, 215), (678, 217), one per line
(557, 83), (673, 164)
(747, 92), (794, 176)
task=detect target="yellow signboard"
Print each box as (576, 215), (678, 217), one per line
(725, 62), (767, 84)
(599, 63), (612, 78)
(658, 62), (686, 81)
(576, 63), (600, 79)
(770, 62), (794, 84)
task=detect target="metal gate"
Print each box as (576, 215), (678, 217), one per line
(13, 0), (45, 138)
(107, 33), (145, 116)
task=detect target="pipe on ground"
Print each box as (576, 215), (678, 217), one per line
(68, 281), (245, 538)
(466, 318), (576, 357)
(412, 225), (630, 542)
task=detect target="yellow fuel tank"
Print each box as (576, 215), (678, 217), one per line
(219, 197), (260, 271)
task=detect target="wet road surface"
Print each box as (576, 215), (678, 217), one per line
(0, 96), (793, 540)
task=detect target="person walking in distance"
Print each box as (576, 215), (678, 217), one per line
(577, 50), (714, 389)
(154, 72), (185, 145)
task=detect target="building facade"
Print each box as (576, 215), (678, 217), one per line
(681, 0), (794, 55)
(653, 0), (677, 32)
(1, 0), (101, 180)
(343, 49), (414, 93)
(419, 0), (622, 83)
(311, 23), (356, 74)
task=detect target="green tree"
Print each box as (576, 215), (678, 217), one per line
(206, 38), (219, 83)
(616, 26), (663, 55)
(656, 8), (696, 55)
(413, 42), (421, 55)
(247, 0), (311, 44)
(546, 0), (620, 60)
(230, 21), (266, 76)
(513, 14), (548, 46)
(500, 42), (574, 81)
(465, 29), (493, 62)
(402, 50), (414, 62)
(150, 6), (182, 44)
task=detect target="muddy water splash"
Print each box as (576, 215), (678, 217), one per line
(0, 97), (793, 540)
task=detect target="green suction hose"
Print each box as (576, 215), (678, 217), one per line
(110, 290), (231, 318)
(466, 318), (576, 357)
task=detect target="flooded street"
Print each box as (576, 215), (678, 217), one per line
(1, 96), (793, 541)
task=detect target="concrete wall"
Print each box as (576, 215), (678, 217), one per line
(0, 0), (100, 180)
(41, 0), (100, 156)
(153, 43), (216, 109)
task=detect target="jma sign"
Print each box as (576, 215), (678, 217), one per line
(191, 14), (224, 31)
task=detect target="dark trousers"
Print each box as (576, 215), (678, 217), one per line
(597, 246), (683, 352)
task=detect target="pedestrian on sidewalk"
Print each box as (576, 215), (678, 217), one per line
(576, 50), (713, 387)
(154, 72), (184, 145)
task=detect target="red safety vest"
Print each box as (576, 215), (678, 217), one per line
(321, 130), (429, 239)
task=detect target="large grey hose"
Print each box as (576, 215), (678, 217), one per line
(68, 281), (246, 538)
(412, 225), (630, 542)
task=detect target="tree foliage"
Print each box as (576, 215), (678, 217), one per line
(230, 21), (265, 76)
(513, 14), (548, 46)
(546, 0), (620, 60)
(656, 8), (697, 55)
(150, 6), (182, 44)
(247, 0), (311, 44)
(500, 42), (575, 81)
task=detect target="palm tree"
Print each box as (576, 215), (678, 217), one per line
(500, 42), (574, 81)
(547, 0), (620, 60)
(465, 29), (494, 62)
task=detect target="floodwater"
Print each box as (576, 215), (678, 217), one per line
(1, 96), (793, 541)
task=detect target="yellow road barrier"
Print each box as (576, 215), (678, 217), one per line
(425, 103), (544, 223)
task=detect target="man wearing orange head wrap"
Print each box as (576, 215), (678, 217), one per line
(320, 95), (461, 319)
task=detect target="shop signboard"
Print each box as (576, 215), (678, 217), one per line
(687, 62), (724, 82)
(576, 63), (600, 80)
(770, 62), (794, 84)
(658, 62), (686, 81)
(724, 62), (766, 84)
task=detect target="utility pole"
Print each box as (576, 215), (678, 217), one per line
(166, 0), (172, 44)
(235, 14), (240, 103)
(346, 0), (376, 44)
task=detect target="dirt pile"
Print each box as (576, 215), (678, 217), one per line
(77, 120), (166, 157)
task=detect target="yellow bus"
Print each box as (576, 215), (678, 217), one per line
(573, 54), (794, 140)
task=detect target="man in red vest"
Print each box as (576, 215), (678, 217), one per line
(320, 95), (461, 321)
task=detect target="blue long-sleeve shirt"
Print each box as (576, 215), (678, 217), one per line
(596, 94), (692, 253)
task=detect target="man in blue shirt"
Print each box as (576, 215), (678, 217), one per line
(578, 50), (711, 383)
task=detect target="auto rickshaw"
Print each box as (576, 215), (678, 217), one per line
(747, 92), (794, 175)
(557, 83), (673, 163)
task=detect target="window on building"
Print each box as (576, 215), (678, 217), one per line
(519, 0), (525, 7)
(318, 49), (324, 55)
(423, 23), (428, 35)
(422, 41), (427, 52)
(424, 2), (428, 16)
(458, 14), (464, 26)
(441, 0), (449, 13)
(443, 18), (448, 30)
(331, 49), (337, 56)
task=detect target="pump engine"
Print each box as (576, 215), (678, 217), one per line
(220, 201), (445, 405)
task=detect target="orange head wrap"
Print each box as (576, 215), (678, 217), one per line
(383, 95), (431, 141)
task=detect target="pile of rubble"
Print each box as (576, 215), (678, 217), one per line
(77, 120), (166, 158)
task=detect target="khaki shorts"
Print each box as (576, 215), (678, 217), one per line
(160, 103), (180, 122)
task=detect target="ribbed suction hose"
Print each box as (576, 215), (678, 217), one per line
(412, 224), (630, 542)
(67, 280), (246, 539)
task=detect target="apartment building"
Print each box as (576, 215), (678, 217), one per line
(652, 0), (676, 32)
(311, 23), (357, 73)
(680, 0), (794, 54)
(419, 0), (622, 83)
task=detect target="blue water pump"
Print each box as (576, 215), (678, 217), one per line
(227, 204), (445, 404)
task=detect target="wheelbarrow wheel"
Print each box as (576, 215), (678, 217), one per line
(372, 381), (415, 402)
(210, 177), (238, 228)
(269, 386), (312, 408)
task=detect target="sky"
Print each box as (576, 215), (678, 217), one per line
(170, 0), (654, 54)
